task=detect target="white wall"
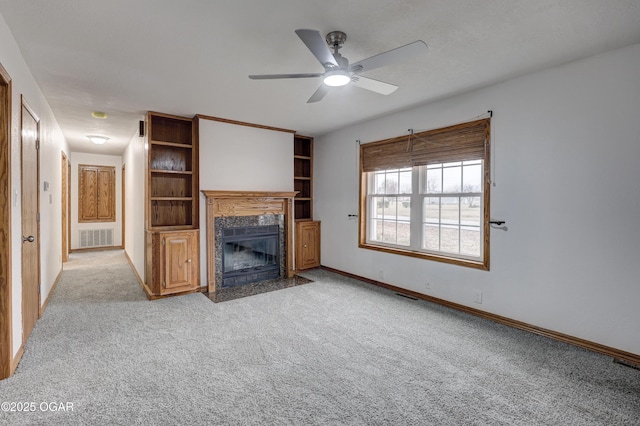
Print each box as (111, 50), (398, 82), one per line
(122, 131), (145, 279)
(197, 117), (294, 286)
(314, 43), (640, 356)
(69, 153), (122, 249)
(1, 12), (69, 357)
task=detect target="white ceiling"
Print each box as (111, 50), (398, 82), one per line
(1, 0), (639, 155)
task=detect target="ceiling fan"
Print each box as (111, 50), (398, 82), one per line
(249, 29), (428, 103)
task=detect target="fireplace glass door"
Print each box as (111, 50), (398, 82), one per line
(221, 225), (279, 287)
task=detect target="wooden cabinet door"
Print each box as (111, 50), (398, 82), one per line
(96, 167), (114, 221)
(296, 221), (320, 270)
(79, 165), (115, 222)
(161, 232), (197, 294)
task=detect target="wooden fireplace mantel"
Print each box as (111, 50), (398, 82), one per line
(201, 190), (298, 292)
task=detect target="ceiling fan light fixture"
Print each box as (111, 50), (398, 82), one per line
(323, 70), (350, 87)
(87, 135), (109, 145)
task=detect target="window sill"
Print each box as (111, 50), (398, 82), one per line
(359, 242), (489, 271)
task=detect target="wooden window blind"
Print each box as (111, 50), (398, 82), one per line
(360, 118), (490, 172)
(79, 164), (115, 222)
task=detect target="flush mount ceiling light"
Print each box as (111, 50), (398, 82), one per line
(91, 111), (108, 119)
(87, 135), (109, 145)
(323, 69), (351, 87)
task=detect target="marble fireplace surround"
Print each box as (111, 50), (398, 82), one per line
(202, 190), (297, 293)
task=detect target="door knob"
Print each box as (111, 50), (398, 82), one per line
(23, 235), (35, 243)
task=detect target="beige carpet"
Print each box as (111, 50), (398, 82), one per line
(1, 250), (638, 425)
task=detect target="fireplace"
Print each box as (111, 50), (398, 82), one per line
(202, 190), (297, 294)
(221, 225), (279, 287)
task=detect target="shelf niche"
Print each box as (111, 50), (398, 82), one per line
(146, 112), (199, 230)
(293, 135), (313, 221)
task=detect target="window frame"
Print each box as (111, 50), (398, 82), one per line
(358, 119), (491, 270)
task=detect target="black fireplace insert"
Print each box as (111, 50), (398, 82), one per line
(221, 225), (280, 287)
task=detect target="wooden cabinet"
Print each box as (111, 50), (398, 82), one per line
(144, 112), (200, 298)
(294, 135), (313, 220)
(296, 221), (321, 270)
(146, 230), (199, 295)
(294, 135), (320, 271)
(78, 165), (115, 222)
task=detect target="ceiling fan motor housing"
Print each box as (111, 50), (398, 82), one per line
(326, 31), (347, 50)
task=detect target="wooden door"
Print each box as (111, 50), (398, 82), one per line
(162, 233), (193, 293)
(21, 99), (40, 342)
(61, 152), (68, 262)
(121, 165), (125, 249)
(67, 161), (71, 253)
(296, 221), (321, 270)
(0, 62), (12, 379)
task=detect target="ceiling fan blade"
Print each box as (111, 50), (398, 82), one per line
(350, 40), (428, 73)
(307, 84), (330, 103)
(295, 29), (339, 68)
(351, 76), (398, 95)
(249, 73), (322, 80)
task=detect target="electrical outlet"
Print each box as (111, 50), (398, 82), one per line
(424, 280), (431, 289)
(378, 270), (384, 280)
(474, 291), (483, 304)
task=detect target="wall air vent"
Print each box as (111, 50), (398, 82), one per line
(79, 229), (114, 248)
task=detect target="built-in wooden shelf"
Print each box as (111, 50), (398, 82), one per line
(294, 135), (313, 221)
(150, 197), (193, 201)
(144, 111), (200, 299)
(150, 169), (193, 175)
(150, 140), (193, 148)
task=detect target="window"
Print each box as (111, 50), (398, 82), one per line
(78, 164), (115, 222)
(359, 119), (490, 270)
(370, 168), (412, 246)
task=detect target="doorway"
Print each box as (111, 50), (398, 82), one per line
(62, 152), (68, 262)
(121, 164), (125, 249)
(0, 62), (12, 379)
(21, 96), (40, 343)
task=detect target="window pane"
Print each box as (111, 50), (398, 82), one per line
(460, 227), (480, 257)
(374, 172), (385, 194)
(382, 220), (397, 244)
(441, 197), (460, 226)
(371, 219), (383, 241)
(462, 164), (482, 193)
(385, 171), (399, 194)
(462, 196), (481, 226)
(426, 167), (442, 194)
(398, 196), (410, 219)
(443, 166), (461, 193)
(399, 169), (412, 194)
(461, 196), (481, 256)
(383, 196), (395, 217)
(373, 197), (384, 218)
(424, 224), (439, 251)
(441, 226), (460, 254)
(397, 220), (410, 246)
(423, 198), (440, 223)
